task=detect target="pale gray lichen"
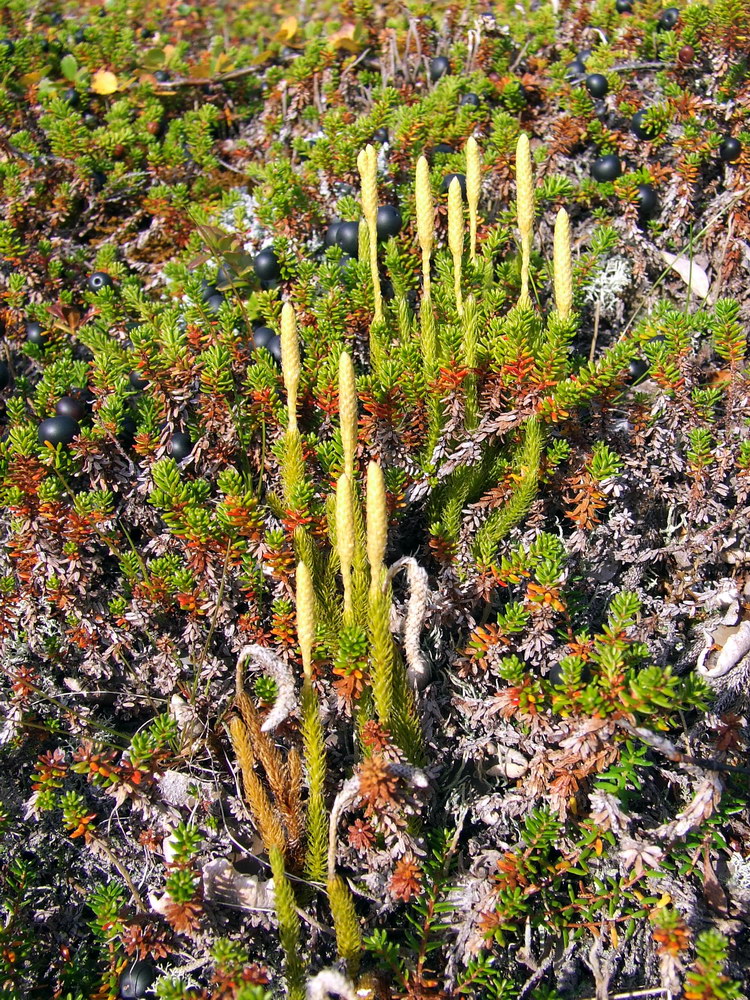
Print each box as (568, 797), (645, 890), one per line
(583, 256), (632, 317)
(727, 852), (750, 893)
(305, 968), (358, 1000)
(235, 644), (298, 731)
(384, 556), (431, 690)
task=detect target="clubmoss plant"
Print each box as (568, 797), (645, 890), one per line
(366, 460), (394, 728)
(357, 144), (383, 324)
(515, 132), (534, 307)
(296, 560), (328, 885)
(448, 175), (465, 317)
(1, 3), (749, 995)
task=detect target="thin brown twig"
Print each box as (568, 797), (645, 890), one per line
(575, 990), (669, 1000)
(617, 719), (750, 777)
(566, 62), (667, 82)
(217, 158), (247, 175)
(610, 61), (666, 72)
(510, 42), (529, 74)
(708, 211), (735, 306)
(153, 65), (260, 89)
(340, 47), (373, 80)
(589, 300), (601, 363)
(91, 834), (147, 912)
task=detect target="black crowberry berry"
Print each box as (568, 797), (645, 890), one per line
(629, 358), (649, 383)
(252, 327), (282, 362)
(252, 327), (275, 350)
(169, 431), (193, 461)
(324, 222), (341, 246)
(70, 385), (96, 406)
(88, 271), (113, 292)
(636, 184), (659, 219)
(38, 416), (80, 447)
(336, 221), (360, 257)
(204, 293), (224, 313)
(591, 154), (622, 182)
(55, 396), (86, 422)
(441, 172), (467, 198)
(118, 959), (156, 999)
(26, 322), (46, 347)
(253, 248), (281, 281)
(719, 137), (742, 162)
(565, 59), (586, 78)
(658, 7), (680, 30)
(429, 56), (450, 81)
(586, 73), (608, 98)
(631, 110), (659, 140)
(376, 205), (402, 239)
